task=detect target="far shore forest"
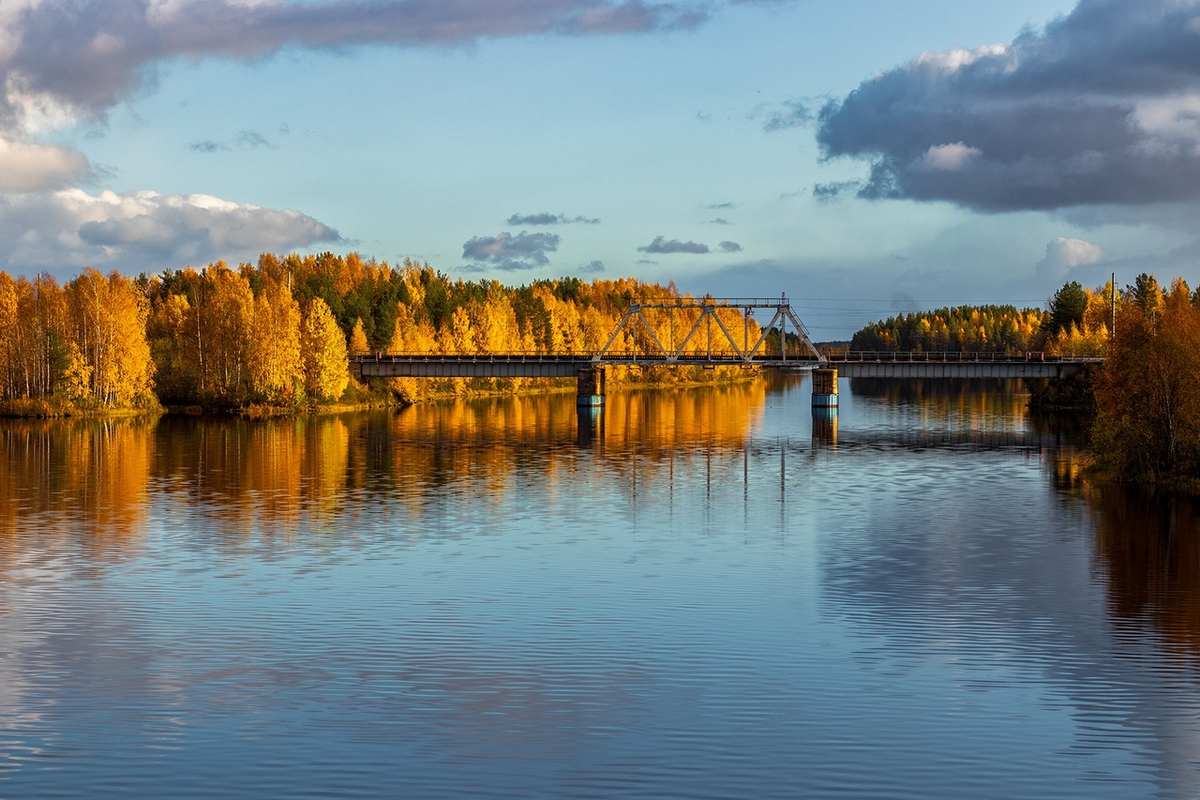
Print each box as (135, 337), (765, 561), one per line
(0, 254), (1196, 487)
(0, 253), (784, 413)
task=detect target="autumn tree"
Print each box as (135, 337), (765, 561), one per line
(249, 271), (303, 402)
(1092, 277), (1200, 483)
(67, 269), (154, 406)
(348, 318), (370, 356)
(301, 297), (349, 402)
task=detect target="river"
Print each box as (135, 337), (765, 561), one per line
(1, 375), (1198, 798)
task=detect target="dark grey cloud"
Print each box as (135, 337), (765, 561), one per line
(579, 260), (605, 273)
(816, 0), (1200, 212)
(708, 217), (732, 225)
(462, 230), (560, 271)
(638, 235), (709, 254)
(506, 212), (600, 225)
(0, 0), (709, 132)
(703, 201), (735, 210)
(718, 240), (742, 252)
(812, 180), (861, 202)
(763, 100), (812, 132)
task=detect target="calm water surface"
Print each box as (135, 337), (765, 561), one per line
(1, 376), (1199, 798)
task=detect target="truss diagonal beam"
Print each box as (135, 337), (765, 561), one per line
(595, 297), (824, 364)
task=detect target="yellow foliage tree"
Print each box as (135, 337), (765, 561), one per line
(250, 274), (303, 401)
(301, 297), (349, 402)
(348, 317), (370, 356)
(67, 269), (154, 406)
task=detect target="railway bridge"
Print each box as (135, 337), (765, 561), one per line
(348, 297), (1101, 410)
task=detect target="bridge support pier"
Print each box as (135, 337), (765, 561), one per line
(577, 366), (606, 408)
(812, 367), (838, 409)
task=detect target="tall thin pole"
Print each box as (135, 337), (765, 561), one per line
(1110, 271), (1116, 346)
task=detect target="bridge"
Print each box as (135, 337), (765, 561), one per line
(348, 296), (1101, 409)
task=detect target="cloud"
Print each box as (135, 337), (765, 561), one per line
(189, 139), (229, 153)
(708, 217), (732, 224)
(0, 188), (339, 274)
(718, 240), (742, 252)
(638, 235), (709, 254)
(236, 130), (276, 149)
(703, 202), (734, 210)
(0, 137), (90, 191)
(190, 129), (277, 153)
(811, 180), (860, 202)
(762, 100), (812, 132)
(816, 0), (1200, 212)
(1036, 236), (1105, 279)
(505, 212), (599, 225)
(0, 0), (709, 135)
(579, 259), (605, 273)
(462, 230), (560, 271)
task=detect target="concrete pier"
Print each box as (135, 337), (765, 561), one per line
(576, 366), (607, 407)
(812, 368), (838, 408)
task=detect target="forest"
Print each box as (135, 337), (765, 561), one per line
(847, 280), (1118, 357)
(0, 252), (767, 413)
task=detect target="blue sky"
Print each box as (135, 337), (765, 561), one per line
(3, 0), (1200, 338)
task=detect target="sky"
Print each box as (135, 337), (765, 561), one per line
(3, 0), (1200, 339)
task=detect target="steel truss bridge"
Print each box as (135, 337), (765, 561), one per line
(350, 296), (1099, 382)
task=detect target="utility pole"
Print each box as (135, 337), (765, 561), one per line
(1110, 271), (1116, 348)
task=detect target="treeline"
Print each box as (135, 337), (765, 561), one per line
(850, 305), (1046, 353)
(848, 281), (1120, 356)
(0, 253), (765, 412)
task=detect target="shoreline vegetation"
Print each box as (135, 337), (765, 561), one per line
(849, 274), (1200, 492)
(0, 253), (775, 419)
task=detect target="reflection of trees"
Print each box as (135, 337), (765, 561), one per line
(0, 418), (154, 553)
(850, 378), (1031, 434)
(0, 384), (766, 548)
(1086, 486), (1200, 661)
(851, 378), (1028, 415)
(154, 415), (350, 536)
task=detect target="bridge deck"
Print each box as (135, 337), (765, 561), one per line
(351, 352), (1100, 380)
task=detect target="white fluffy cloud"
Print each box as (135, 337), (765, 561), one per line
(1036, 237), (1105, 279)
(0, 188), (339, 274)
(0, 136), (88, 191)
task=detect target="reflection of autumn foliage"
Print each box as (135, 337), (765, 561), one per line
(0, 385), (765, 549)
(0, 418), (154, 553)
(152, 416), (351, 536)
(849, 378), (1030, 432)
(1086, 484), (1200, 661)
